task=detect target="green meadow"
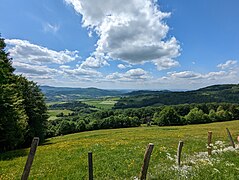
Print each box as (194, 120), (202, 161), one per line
(48, 109), (73, 120)
(1, 120), (239, 179)
(83, 97), (119, 110)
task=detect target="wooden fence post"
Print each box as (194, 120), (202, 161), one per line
(226, 128), (235, 148)
(139, 143), (154, 180)
(88, 151), (93, 180)
(21, 137), (39, 180)
(208, 131), (212, 156)
(177, 141), (184, 166)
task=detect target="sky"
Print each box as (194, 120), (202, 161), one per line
(1, 0), (239, 90)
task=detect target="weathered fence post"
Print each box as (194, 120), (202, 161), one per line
(139, 143), (154, 180)
(226, 128), (235, 148)
(21, 137), (39, 180)
(88, 151), (93, 180)
(177, 141), (184, 166)
(208, 131), (212, 156)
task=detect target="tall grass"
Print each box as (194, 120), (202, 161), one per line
(1, 120), (239, 179)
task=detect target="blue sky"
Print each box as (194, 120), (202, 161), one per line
(1, 0), (239, 90)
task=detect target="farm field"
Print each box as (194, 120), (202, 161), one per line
(48, 109), (73, 120)
(1, 120), (239, 179)
(82, 97), (119, 110)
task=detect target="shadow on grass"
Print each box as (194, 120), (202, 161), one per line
(40, 139), (54, 146)
(0, 149), (28, 161)
(0, 140), (54, 161)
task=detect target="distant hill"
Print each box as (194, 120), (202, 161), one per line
(40, 86), (125, 101)
(114, 84), (239, 109)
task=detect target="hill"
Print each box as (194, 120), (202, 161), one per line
(1, 121), (239, 179)
(114, 84), (239, 108)
(40, 86), (125, 101)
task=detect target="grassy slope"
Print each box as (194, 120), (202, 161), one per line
(1, 121), (239, 179)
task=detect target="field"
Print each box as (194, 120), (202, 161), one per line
(82, 97), (119, 110)
(1, 120), (239, 179)
(48, 109), (73, 120)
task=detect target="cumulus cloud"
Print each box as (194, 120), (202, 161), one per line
(167, 70), (228, 80)
(106, 68), (150, 81)
(154, 56), (180, 71)
(80, 56), (109, 68)
(6, 39), (79, 64)
(62, 66), (102, 77)
(217, 60), (237, 69)
(13, 61), (60, 75)
(117, 63), (132, 69)
(168, 71), (201, 79)
(59, 65), (71, 69)
(65, 0), (180, 70)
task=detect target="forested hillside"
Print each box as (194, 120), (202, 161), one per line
(114, 84), (239, 109)
(40, 86), (125, 101)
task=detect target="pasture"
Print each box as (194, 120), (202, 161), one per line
(82, 97), (119, 110)
(1, 120), (239, 179)
(48, 109), (73, 120)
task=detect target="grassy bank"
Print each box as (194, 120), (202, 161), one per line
(1, 120), (239, 179)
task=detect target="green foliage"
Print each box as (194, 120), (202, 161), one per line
(114, 84), (239, 109)
(16, 76), (48, 145)
(185, 108), (209, 124)
(0, 84), (28, 150)
(153, 106), (181, 126)
(0, 36), (48, 151)
(0, 36), (14, 84)
(57, 120), (77, 135)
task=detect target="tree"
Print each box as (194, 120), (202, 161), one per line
(16, 76), (48, 145)
(153, 106), (181, 126)
(0, 36), (28, 151)
(185, 108), (209, 124)
(0, 36), (15, 84)
(0, 36), (48, 151)
(208, 109), (218, 122)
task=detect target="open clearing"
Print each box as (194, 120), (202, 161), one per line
(1, 120), (239, 179)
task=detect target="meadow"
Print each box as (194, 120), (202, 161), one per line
(82, 97), (119, 110)
(1, 120), (239, 179)
(48, 109), (73, 120)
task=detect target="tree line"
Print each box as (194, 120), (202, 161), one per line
(0, 36), (48, 151)
(46, 102), (239, 137)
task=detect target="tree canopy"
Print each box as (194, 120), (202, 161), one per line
(0, 36), (48, 151)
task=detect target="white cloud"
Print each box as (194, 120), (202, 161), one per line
(43, 22), (60, 33)
(65, 0), (180, 70)
(13, 61), (61, 75)
(106, 68), (150, 81)
(117, 64), (126, 69)
(167, 70), (228, 80)
(154, 56), (180, 71)
(117, 63), (132, 69)
(168, 71), (201, 79)
(80, 56), (109, 68)
(6, 39), (79, 64)
(62, 66), (102, 77)
(59, 65), (71, 69)
(217, 60), (237, 69)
